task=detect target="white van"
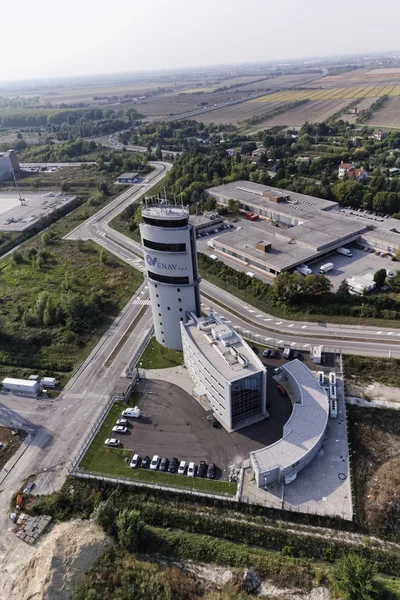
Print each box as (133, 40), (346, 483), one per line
(209, 254), (220, 261)
(246, 271), (257, 278)
(283, 348), (292, 359)
(121, 406), (141, 418)
(329, 385), (337, 401)
(329, 372), (336, 386)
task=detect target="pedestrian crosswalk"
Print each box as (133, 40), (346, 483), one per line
(132, 298), (151, 306)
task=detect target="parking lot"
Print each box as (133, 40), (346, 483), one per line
(110, 379), (292, 481)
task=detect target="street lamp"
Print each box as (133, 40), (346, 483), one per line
(359, 303), (364, 326)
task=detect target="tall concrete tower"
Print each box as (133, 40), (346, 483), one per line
(140, 203), (201, 350)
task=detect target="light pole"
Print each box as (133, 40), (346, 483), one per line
(359, 303), (364, 326)
(236, 276), (239, 298)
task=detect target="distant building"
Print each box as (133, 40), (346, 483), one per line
(296, 156), (310, 164)
(346, 273), (376, 295)
(388, 167), (400, 176)
(338, 161), (354, 178)
(0, 150), (19, 181)
(347, 107), (358, 114)
(116, 172), (139, 184)
(252, 147), (267, 158)
(373, 130), (386, 142)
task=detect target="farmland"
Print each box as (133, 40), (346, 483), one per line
(251, 83), (400, 104)
(363, 96), (400, 129)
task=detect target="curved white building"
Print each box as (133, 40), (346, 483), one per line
(140, 203), (201, 350)
(250, 360), (329, 486)
(181, 312), (267, 431)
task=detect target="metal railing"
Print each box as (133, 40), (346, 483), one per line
(125, 321), (154, 377)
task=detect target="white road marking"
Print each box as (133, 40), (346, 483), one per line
(303, 344), (310, 348)
(264, 337), (271, 341)
(388, 332), (394, 335)
(255, 314), (263, 317)
(376, 331), (382, 334)
(290, 342), (296, 346)
(288, 324), (294, 328)
(277, 340), (283, 344)
(248, 309), (255, 313)
(301, 325), (307, 329)
(275, 322), (282, 325)
(264, 318), (273, 322)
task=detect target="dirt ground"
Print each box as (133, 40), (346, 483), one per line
(346, 380), (400, 405)
(348, 405), (400, 535)
(0, 427), (27, 471)
(366, 96), (400, 129)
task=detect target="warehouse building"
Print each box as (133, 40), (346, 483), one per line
(205, 181), (400, 275)
(0, 150), (19, 181)
(250, 360), (329, 487)
(181, 312), (267, 432)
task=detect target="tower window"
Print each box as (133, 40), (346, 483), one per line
(177, 288), (180, 292)
(158, 313), (161, 317)
(179, 308), (183, 312)
(157, 303), (160, 307)
(167, 307), (170, 311)
(178, 298), (181, 302)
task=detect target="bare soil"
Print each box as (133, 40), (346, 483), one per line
(366, 96), (400, 129)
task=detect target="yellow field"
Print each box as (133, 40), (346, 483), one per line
(251, 84), (400, 103)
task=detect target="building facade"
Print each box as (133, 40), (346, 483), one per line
(0, 150), (19, 181)
(140, 203), (201, 350)
(181, 312), (267, 431)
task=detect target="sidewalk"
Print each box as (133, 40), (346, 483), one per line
(142, 366), (194, 396)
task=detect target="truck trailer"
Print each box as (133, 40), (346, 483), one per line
(295, 265), (312, 276)
(319, 262), (334, 274)
(40, 377), (57, 388)
(336, 247), (352, 257)
(2, 378), (39, 395)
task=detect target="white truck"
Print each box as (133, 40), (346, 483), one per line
(336, 247), (352, 257)
(295, 264), (312, 276)
(319, 262), (334, 274)
(207, 240), (215, 249)
(209, 254), (220, 261)
(246, 271), (257, 279)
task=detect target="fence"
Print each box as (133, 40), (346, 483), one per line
(339, 349), (355, 522)
(71, 469), (238, 502)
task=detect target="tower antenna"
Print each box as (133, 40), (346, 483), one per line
(11, 169), (25, 205)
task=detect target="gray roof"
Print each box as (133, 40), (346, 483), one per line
(250, 360), (329, 475)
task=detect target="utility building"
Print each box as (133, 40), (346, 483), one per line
(140, 203), (201, 351)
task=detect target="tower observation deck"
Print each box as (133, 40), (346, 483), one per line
(140, 203), (201, 350)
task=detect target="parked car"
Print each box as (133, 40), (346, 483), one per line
(207, 414), (221, 428)
(104, 438), (121, 447)
(263, 349), (271, 357)
(198, 461), (207, 477)
(283, 348), (292, 359)
(273, 367), (282, 375)
(130, 453), (140, 468)
(168, 457), (179, 473)
(141, 455), (150, 468)
(121, 406), (141, 418)
(269, 350), (278, 358)
(178, 460), (187, 475)
(23, 482), (35, 494)
(116, 418), (128, 426)
(187, 462), (196, 477)
(112, 425), (127, 434)
(159, 457), (169, 472)
(293, 351), (300, 359)
(150, 455), (160, 471)
(207, 463), (215, 479)
(277, 384), (287, 396)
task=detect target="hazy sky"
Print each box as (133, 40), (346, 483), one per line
(2, 0), (400, 82)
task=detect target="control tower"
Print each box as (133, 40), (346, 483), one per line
(140, 203), (201, 350)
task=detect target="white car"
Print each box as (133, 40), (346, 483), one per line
(177, 460), (187, 475)
(121, 406), (141, 418)
(130, 453), (140, 468)
(116, 418), (128, 426)
(150, 455), (160, 471)
(104, 438), (121, 447)
(112, 425), (127, 434)
(187, 462), (196, 478)
(274, 367), (282, 375)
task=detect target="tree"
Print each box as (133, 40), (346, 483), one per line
(373, 268), (387, 288)
(228, 199), (240, 215)
(337, 279), (350, 297)
(60, 181), (70, 192)
(332, 180), (365, 207)
(98, 182), (109, 196)
(99, 248), (107, 264)
(12, 250), (24, 264)
(303, 274), (332, 295)
(333, 553), (376, 600)
(272, 272), (304, 304)
(116, 508), (145, 552)
(41, 232), (51, 246)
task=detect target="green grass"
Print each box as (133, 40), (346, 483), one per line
(79, 400), (236, 497)
(137, 337), (184, 369)
(344, 355), (400, 387)
(0, 239), (143, 376)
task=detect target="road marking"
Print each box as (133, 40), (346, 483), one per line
(290, 342), (296, 346)
(376, 331), (382, 334)
(255, 314), (264, 317)
(264, 337), (271, 341)
(254, 334), (260, 337)
(388, 332), (394, 335)
(288, 324), (294, 328)
(277, 340), (283, 344)
(132, 298), (151, 306)
(303, 344), (310, 348)
(301, 325), (307, 329)
(275, 322), (282, 325)
(248, 309), (255, 313)
(263, 318), (273, 322)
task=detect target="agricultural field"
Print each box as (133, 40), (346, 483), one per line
(181, 75), (264, 93)
(308, 67), (400, 88)
(341, 97), (379, 124)
(363, 96), (400, 129)
(192, 99), (284, 125)
(239, 72), (324, 91)
(251, 83), (400, 103)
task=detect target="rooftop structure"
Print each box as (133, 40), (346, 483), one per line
(115, 172), (139, 184)
(0, 191), (77, 232)
(250, 360), (329, 486)
(181, 313), (267, 431)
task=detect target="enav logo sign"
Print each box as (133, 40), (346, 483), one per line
(146, 254), (188, 272)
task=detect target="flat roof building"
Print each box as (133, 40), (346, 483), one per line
(250, 360), (329, 486)
(116, 172), (139, 184)
(181, 312), (267, 431)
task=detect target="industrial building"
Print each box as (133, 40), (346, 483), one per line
(0, 150), (19, 181)
(139, 202), (201, 351)
(181, 312), (267, 432)
(205, 181), (400, 276)
(250, 360), (329, 487)
(115, 172), (139, 184)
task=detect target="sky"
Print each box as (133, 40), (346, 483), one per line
(1, 0), (400, 83)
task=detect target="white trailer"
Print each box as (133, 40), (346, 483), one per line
(312, 345), (324, 364)
(319, 262), (334, 274)
(40, 377), (57, 388)
(336, 247), (352, 257)
(295, 265), (312, 276)
(2, 377), (39, 395)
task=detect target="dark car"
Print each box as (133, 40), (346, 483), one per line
(198, 461), (207, 477)
(168, 457), (179, 473)
(262, 349), (271, 358)
(269, 350), (277, 358)
(207, 414), (221, 428)
(207, 463), (215, 479)
(159, 457), (169, 472)
(141, 455), (150, 469)
(293, 351), (300, 359)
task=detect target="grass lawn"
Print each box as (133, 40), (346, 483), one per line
(0, 239), (142, 376)
(79, 400), (236, 497)
(343, 355), (400, 388)
(137, 337), (184, 369)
